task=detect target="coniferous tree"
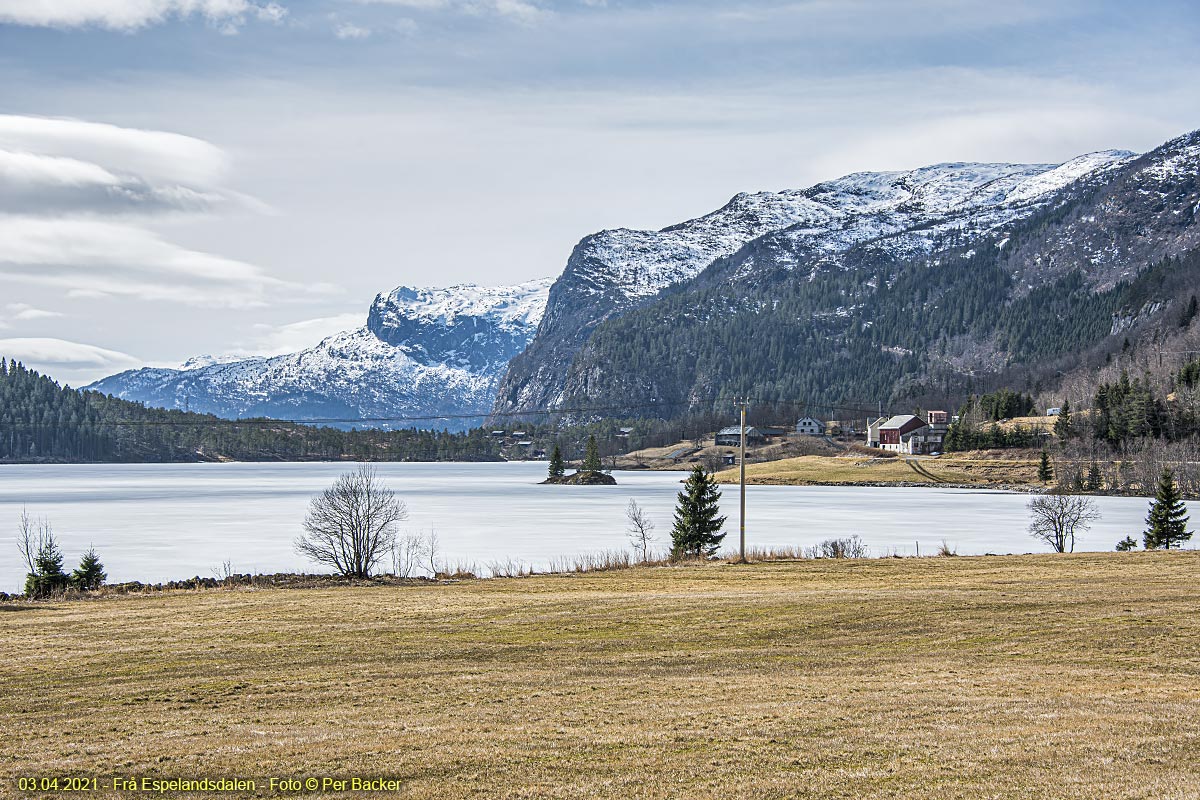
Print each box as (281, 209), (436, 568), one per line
(1053, 400), (1072, 443)
(1037, 450), (1054, 484)
(1115, 535), (1137, 551)
(1086, 462), (1103, 492)
(582, 434), (602, 472)
(25, 533), (69, 597)
(71, 547), (107, 591)
(670, 465), (726, 558)
(1180, 294), (1198, 328)
(1143, 468), (1191, 550)
(548, 444), (565, 479)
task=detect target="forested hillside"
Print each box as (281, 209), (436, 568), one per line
(0, 361), (501, 463)
(495, 129), (1200, 422)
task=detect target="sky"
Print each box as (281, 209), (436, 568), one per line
(0, 0), (1198, 385)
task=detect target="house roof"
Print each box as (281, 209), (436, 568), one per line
(879, 414), (926, 430)
(717, 426), (762, 436)
(796, 417), (822, 425)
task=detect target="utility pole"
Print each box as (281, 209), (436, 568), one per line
(737, 398), (748, 563)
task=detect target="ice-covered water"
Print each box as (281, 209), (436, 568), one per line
(0, 461), (1188, 592)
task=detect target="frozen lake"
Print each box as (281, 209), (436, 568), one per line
(0, 461), (1188, 592)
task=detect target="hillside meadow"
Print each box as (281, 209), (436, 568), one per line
(2, 553), (1198, 798)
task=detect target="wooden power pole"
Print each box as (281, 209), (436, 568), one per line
(738, 399), (748, 563)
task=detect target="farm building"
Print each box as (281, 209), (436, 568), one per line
(715, 426), (766, 447)
(794, 417), (823, 436)
(877, 415), (930, 454)
(875, 413), (948, 455)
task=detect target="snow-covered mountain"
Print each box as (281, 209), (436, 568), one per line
(494, 148), (1139, 415)
(87, 279), (553, 429)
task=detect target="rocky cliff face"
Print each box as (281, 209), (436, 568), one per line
(87, 279), (552, 429)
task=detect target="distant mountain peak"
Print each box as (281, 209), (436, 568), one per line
(87, 278), (554, 429)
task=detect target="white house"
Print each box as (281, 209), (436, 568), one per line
(795, 417), (823, 436)
(865, 416), (888, 449)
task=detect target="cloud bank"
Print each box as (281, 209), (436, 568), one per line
(0, 337), (143, 386)
(0, 0), (287, 31)
(0, 114), (322, 309)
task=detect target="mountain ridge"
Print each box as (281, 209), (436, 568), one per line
(492, 144), (1151, 417)
(87, 278), (552, 429)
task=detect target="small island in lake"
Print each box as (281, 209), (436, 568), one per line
(543, 470), (617, 486)
(542, 437), (617, 485)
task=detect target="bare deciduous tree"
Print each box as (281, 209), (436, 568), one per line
(295, 465), (407, 578)
(626, 499), (656, 562)
(1028, 493), (1100, 553)
(391, 532), (425, 579)
(17, 508), (51, 575)
(424, 530), (441, 578)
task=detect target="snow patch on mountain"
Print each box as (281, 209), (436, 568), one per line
(375, 279), (551, 331)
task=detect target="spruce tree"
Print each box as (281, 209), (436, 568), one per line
(1053, 400), (1071, 443)
(582, 434), (602, 472)
(548, 445), (565, 479)
(1086, 462), (1103, 492)
(1143, 467), (1191, 550)
(1037, 450), (1054, 484)
(71, 547), (107, 591)
(670, 465), (727, 558)
(25, 534), (69, 597)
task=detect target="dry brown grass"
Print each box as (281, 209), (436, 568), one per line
(3, 553), (1200, 798)
(715, 452), (1042, 487)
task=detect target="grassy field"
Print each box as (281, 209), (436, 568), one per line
(714, 451), (1042, 488)
(3, 553), (1199, 798)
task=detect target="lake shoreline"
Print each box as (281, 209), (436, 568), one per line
(1, 461), (1184, 593)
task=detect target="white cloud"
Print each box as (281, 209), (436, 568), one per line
(0, 149), (120, 188)
(352, 0), (546, 21)
(4, 303), (64, 322)
(248, 312), (366, 354)
(334, 21), (372, 38)
(0, 216), (305, 308)
(0, 0), (288, 31)
(0, 114), (228, 187)
(0, 114), (316, 315)
(0, 337), (143, 385)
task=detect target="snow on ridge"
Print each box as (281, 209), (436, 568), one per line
(377, 278), (554, 330)
(573, 151), (1144, 301)
(177, 353), (251, 370)
(1004, 150), (1136, 205)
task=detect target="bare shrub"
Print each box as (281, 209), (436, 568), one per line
(391, 532), (425, 579)
(937, 540), (958, 557)
(739, 545), (806, 561)
(211, 560), (234, 586)
(17, 508), (51, 575)
(295, 465), (407, 578)
(486, 558), (533, 578)
(805, 536), (869, 559)
(1027, 493), (1100, 553)
(547, 550), (634, 574)
(441, 561), (478, 580)
(626, 499), (656, 562)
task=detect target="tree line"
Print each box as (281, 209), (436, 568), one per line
(0, 359), (502, 463)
